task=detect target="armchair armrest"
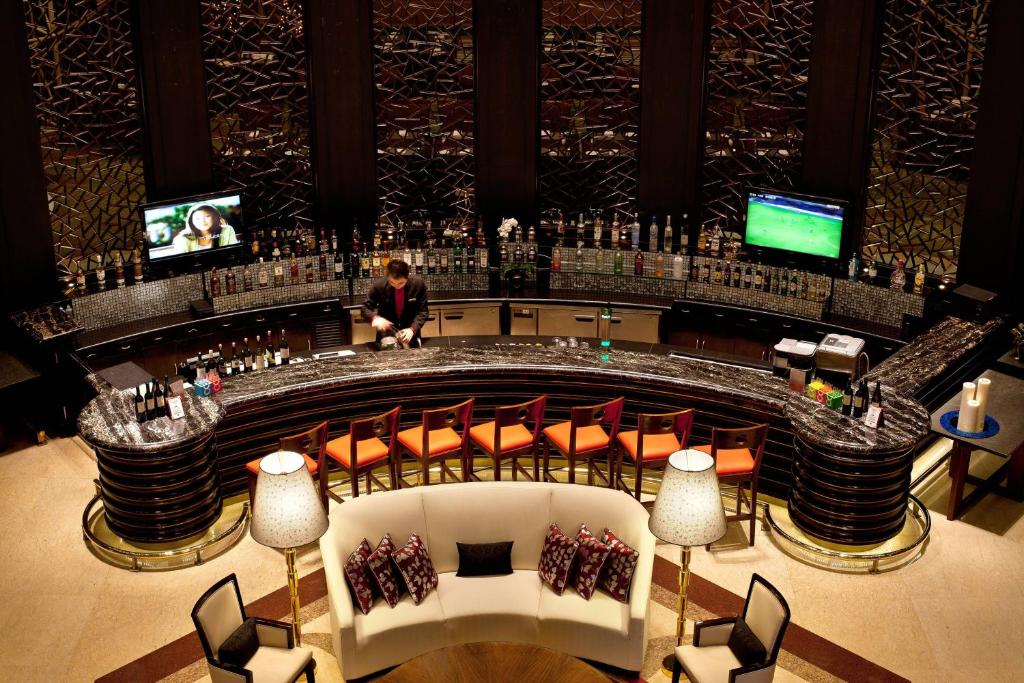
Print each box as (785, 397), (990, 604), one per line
(253, 617), (293, 649)
(730, 662), (777, 683)
(694, 616), (737, 647)
(207, 657), (253, 683)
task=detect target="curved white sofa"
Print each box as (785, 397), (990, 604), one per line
(320, 481), (656, 680)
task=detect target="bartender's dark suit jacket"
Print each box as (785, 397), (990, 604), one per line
(360, 276), (430, 342)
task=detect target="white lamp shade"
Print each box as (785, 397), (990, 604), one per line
(649, 449), (727, 547)
(250, 451), (329, 549)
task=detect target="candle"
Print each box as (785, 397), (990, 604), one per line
(958, 381), (976, 427)
(974, 377), (992, 431)
(959, 399), (980, 434)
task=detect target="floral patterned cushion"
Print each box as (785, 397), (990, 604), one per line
(538, 523), (579, 595)
(367, 533), (406, 608)
(392, 533), (439, 605)
(573, 523), (612, 600)
(342, 538), (379, 615)
(600, 528), (640, 603)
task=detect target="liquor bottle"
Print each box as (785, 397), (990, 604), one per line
(672, 248), (684, 279)
(467, 246), (477, 273)
(913, 265), (925, 295)
(868, 260), (878, 283)
(723, 261), (732, 286)
(631, 214), (641, 249)
(453, 235), (463, 273)
(593, 213), (603, 248)
(95, 254), (106, 290)
(702, 260), (711, 283)
(552, 241), (563, 272)
(689, 256), (699, 281)
(160, 375), (170, 414)
(243, 338), (253, 373)
(478, 230), (489, 270)
(331, 228), (339, 254)
(319, 249), (328, 281)
(114, 252), (125, 288)
(526, 237), (537, 264)
(225, 267), (237, 295)
(257, 258), (269, 289)
(663, 215), (673, 255)
(253, 335), (263, 371)
(305, 257), (314, 283)
(634, 248), (644, 276)
(709, 227), (720, 257)
(890, 258), (907, 290)
(853, 379), (869, 418)
(697, 224), (707, 255)
(801, 272), (809, 298)
(713, 260), (723, 285)
(132, 249), (144, 284)
(754, 264), (764, 291)
(273, 256), (284, 287)
(848, 253), (860, 281)
(216, 343), (227, 377)
(870, 381), (885, 427)
(610, 213), (620, 247)
(266, 331), (277, 367)
(350, 233), (361, 276)
(556, 211), (566, 242)
(788, 270), (799, 297)
(145, 381), (156, 421)
(209, 267), (222, 297)
(648, 216), (658, 253)
(154, 377), (165, 415)
(360, 243), (370, 277)
(841, 380), (854, 416)
(743, 264), (752, 289)
(594, 245), (604, 272)
(75, 258), (86, 292)
(575, 240), (584, 271)
(763, 266), (772, 293)
(334, 248), (344, 280)
(272, 241), (281, 260)
(135, 385), (147, 423)
(613, 245), (624, 275)
(415, 245), (425, 274)
(279, 329), (290, 365)
(230, 342), (240, 374)
(403, 243), (412, 267)
(439, 241), (450, 273)
(380, 244), (390, 272)
(427, 241), (437, 274)
(372, 245), (382, 277)
(731, 262), (741, 288)
(655, 251), (665, 278)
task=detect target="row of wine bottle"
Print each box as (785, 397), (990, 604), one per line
(135, 377), (168, 423)
(175, 329), (291, 384)
(842, 378), (884, 425)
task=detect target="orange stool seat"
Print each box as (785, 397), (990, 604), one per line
(693, 443), (755, 475)
(397, 426), (463, 456)
(543, 422), (610, 453)
(616, 431), (681, 461)
(325, 435), (390, 468)
(246, 453), (318, 476)
(469, 422), (534, 453)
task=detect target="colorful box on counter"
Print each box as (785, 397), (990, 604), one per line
(210, 377), (223, 394)
(807, 380), (826, 402)
(193, 378), (212, 398)
(826, 390), (843, 410)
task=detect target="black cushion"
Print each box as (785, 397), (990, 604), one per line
(727, 616), (767, 667)
(456, 541), (514, 576)
(218, 617), (260, 668)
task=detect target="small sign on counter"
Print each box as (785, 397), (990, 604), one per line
(166, 395), (185, 420)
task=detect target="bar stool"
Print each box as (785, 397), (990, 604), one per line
(245, 421), (328, 512)
(395, 398), (474, 486)
(468, 395), (547, 481)
(616, 409), (695, 503)
(324, 406), (401, 501)
(541, 397), (624, 486)
(693, 423), (768, 546)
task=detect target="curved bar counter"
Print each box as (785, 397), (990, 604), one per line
(78, 339), (929, 546)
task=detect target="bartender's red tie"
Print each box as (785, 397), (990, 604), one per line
(394, 286), (405, 321)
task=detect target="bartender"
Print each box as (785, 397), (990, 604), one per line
(361, 260), (429, 347)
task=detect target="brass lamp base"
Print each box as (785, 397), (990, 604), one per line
(660, 545), (692, 678)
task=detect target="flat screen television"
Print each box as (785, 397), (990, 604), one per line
(744, 189), (846, 261)
(140, 190), (244, 269)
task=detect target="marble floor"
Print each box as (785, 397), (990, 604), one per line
(0, 435), (1022, 682)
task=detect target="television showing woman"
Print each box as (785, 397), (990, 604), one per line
(171, 204), (239, 254)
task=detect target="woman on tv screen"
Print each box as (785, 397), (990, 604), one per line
(171, 204), (239, 254)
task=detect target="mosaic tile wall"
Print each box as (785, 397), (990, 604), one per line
(861, 0), (991, 277)
(550, 271), (686, 300)
(556, 248), (687, 280)
(22, 0), (147, 279)
(831, 279), (926, 330)
(372, 0), (475, 224)
(71, 274), (203, 330)
(701, 0), (814, 231)
(213, 278), (347, 314)
(540, 0), (642, 216)
(200, 0), (314, 231)
(686, 281), (826, 320)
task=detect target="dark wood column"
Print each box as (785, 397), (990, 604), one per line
(960, 0), (1024, 315)
(802, 0), (884, 262)
(638, 0), (710, 224)
(132, 0), (214, 200)
(474, 0), (541, 227)
(305, 0), (377, 229)
(0, 0), (57, 311)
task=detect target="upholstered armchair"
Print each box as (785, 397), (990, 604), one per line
(672, 573), (790, 683)
(192, 573), (315, 683)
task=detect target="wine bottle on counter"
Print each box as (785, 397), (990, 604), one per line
(841, 381), (854, 416)
(154, 378), (166, 416)
(853, 379), (869, 418)
(230, 342), (240, 375)
(225, 267), (237, 295)
(254, 335), (263, 370)
(132, 249), (144, 284)
(135, 385), (147, 423)
(268, 330), (279, 366)
(273, 256), (284, 287)
(145, 381), (156, 421)
(279, 329), (290, 365)
(243, 338), (253, 373)
(114, 252), (125, 288)
(634, 248), (644, 276)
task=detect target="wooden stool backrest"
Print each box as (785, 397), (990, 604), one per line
(280, 421), (329, 510)
(492, 395), (547, 454)
(421, 398), (474, 454)
(708, 423), (768, 470)
(635, 409), (695, 461)
(568, 396), (624, 451)
(347, 406), (402, 469)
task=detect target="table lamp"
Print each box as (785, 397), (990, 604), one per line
(649, 449), (727, 662)
(251, 450), (329, 647)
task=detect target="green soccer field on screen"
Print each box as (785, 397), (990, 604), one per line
(746, 201), (843, 259)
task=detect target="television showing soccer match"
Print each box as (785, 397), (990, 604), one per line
(744, 189), (845, 260)
(141, 191), (244, 262)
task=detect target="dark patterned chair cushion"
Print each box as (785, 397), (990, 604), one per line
(600, 528), (640, 603)
(573, 523), (612, 600)
(342, 538), (378, 615)
(392, 533), (439, 605)
(538, 523), (579, 595)
(217, 617), (259, 667)
(367, 533), (406, 608)
(728, 616), (768, 666)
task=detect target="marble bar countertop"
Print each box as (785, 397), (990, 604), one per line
(9, 304), (83, 342)
(866, 315), (1004, 397)
(76, 340), (929, 456)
